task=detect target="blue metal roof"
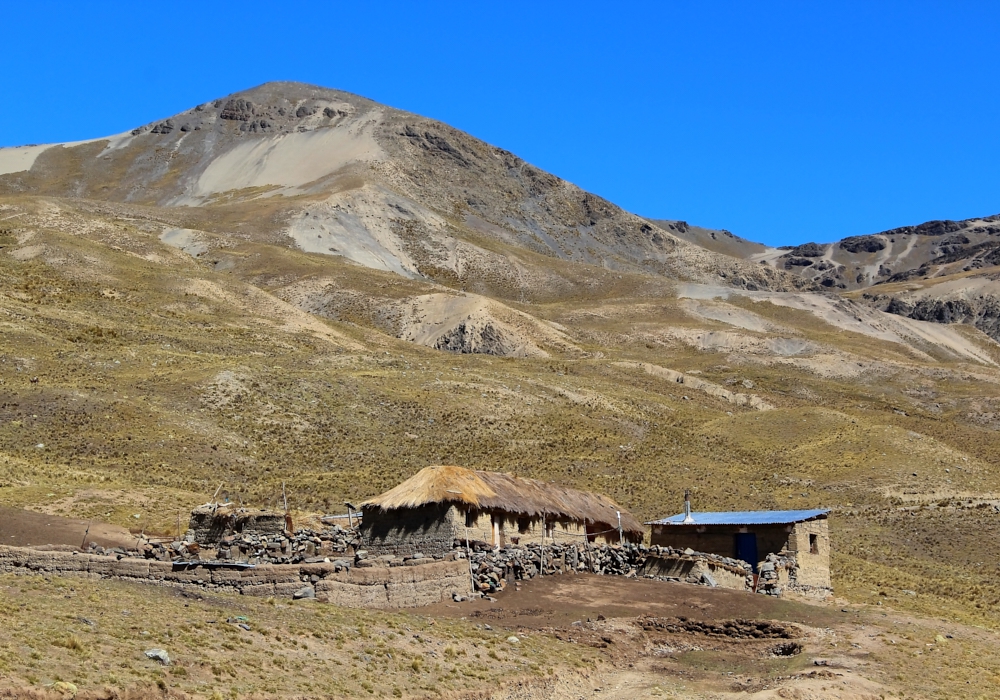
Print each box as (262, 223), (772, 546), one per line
(646, 509), (829, 526)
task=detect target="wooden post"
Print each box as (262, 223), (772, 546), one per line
(465, 523), (475, 594)
(584, 519), (593, 572)
(540, 516), (545, 576)
(282, 481), (288, 513)
(81, 522), (91, 551)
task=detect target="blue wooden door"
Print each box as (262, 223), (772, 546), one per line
(734, 533), (758, 572)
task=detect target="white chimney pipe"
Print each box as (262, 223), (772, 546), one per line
(683, 488), (695, 524)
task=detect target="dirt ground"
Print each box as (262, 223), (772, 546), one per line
(0, 506), (136, 549)
(427, 575), (897, 699)
(426, 573), (842, 629)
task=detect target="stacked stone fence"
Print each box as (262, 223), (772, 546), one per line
(457, 540), (754, 595)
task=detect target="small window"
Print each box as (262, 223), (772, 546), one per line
(517, 517), (530, 534)
(809, 533), (819, 555)
(465, 509), (477, 528)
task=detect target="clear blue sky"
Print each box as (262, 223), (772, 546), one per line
(2, 2), (998, 246)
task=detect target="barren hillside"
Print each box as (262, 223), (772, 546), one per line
(1, 82), (1000, 698)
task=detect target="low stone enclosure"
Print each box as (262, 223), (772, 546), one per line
(0, 544), (471, 609)
(464, 541), (827, 597)
(0, 535), (826, 615)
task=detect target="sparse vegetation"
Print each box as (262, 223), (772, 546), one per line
(1, 90), (1000, 697)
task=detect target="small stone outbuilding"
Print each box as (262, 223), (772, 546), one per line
(188, 504), (288, 546)
(360, 465), (644, 557)
(647, 507), (831, 594)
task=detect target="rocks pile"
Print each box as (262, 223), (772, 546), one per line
(131, 525), (361, 565)
(215, 525), (360, 565)
(757, 552), (794, 596)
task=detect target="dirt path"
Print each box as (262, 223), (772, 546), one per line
(0, 506), (136, 549)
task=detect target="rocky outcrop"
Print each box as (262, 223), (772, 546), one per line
(840, 235), (886, 253)
(864, 292), (1000, 342)
(434, 320), (520, 356)
(219, 98), (256, 121)
(786, 242), (825, 258)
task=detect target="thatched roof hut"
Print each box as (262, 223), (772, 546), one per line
(362, 465), (643, 539)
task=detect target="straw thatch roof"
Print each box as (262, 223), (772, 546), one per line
(361, 466), (643, 537)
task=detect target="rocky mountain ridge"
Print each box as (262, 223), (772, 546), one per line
(656, 213), (1000, 342)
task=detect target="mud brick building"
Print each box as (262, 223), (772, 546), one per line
(360, 465), (643, 556)
(647, 502), (831, 593)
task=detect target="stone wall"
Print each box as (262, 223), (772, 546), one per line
(316, 561), (472, 608)
(0, 545), (471, 609)
(639, 553), (750, 590)
(360, 503), (460, 557)
(462, 541), (752, 595)
(785, 520), (831, 592)
(188, 506), (286, 546)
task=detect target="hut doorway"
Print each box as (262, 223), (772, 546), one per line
(734, 532), (758, 572)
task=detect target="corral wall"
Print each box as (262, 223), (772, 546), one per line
(0, 545), (471, 609)
(640, 554), (749, 591)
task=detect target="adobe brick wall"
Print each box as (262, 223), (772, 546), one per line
(640, 554), (750, 591)
(0, 545), (471, 609)
(649, 524), (793, 563)
(785, 520), (832, 592)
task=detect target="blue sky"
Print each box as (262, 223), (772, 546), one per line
(2, 2), (998, 246)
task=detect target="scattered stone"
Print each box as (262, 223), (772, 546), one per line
(293, 586), (315, 600)
(507, 636), (519, 644)
(144, 648), (170, 665)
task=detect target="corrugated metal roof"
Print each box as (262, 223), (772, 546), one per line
(645, 509), (830, 526)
